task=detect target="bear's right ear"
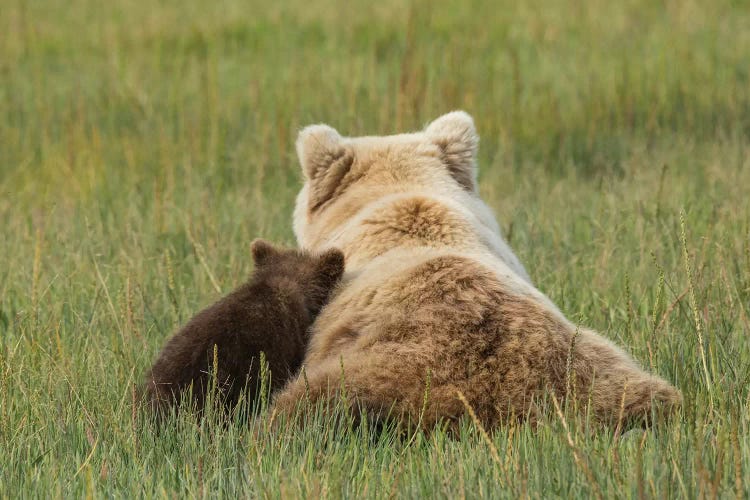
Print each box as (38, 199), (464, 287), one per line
(425, 111), (479, 192)
(251, 238), (278, 267)
(315, 248), (346, 286)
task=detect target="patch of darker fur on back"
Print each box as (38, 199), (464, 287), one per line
(141, 239), (345, 421)
(350, 197), (473, 261)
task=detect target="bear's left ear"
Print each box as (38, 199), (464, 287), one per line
(296, 124), (355, 212)
(296, 124), (343, 180)
(425, 111), (479, 192)
(250, 238), (279, 267)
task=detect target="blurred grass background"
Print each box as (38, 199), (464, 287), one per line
(1, 0), (749, 497)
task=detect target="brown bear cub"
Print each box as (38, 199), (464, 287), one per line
(143, 239), (345, 418)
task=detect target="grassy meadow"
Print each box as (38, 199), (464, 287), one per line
(1, 0), (749, 496)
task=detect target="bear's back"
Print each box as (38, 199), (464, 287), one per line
(306, 248), (560, 365)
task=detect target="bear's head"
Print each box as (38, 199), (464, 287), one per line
(292, 111), (480, 249)
(250, 238), (345, 315)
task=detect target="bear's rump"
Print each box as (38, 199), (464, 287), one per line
(310, 254), (572, 381)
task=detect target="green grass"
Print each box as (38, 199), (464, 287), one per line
(2, 0), (749, 496)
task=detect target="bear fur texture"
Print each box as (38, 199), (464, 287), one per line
(143, 239), (345, 417)
(271, 111), (681, 430)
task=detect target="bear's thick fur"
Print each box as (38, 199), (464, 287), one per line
(143, 239), (344, 417)
(271, 112), (681, 430)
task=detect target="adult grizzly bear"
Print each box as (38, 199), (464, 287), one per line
(271, 112), (681, 430)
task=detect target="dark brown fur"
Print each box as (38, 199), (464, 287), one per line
(142, 239), (344, 418)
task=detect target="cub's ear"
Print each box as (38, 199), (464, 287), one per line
(250, 239), (279, 266)
(296, 124), (355, 212)
(315, 248), (345, 286)
(424, 111), (479, 192)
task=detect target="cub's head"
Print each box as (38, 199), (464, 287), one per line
(293, 111), (480, 249)
(250, 239), (345, 316)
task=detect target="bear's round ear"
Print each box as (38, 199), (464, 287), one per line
(425, 111), (477, 144)
(315, 248), (345, 285)
(250, 238), (278, 266)
(296, 124), (343, 180)
(424, 111), (479, 192)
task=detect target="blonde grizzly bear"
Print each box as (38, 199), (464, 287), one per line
(271, 111), (681, 431)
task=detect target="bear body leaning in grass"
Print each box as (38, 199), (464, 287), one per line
(270, 111), (681, 431)
(143, 239), (345, 417)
